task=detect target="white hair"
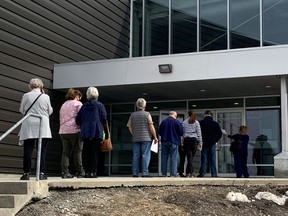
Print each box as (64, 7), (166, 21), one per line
(29, 78), (43, 89)
(86, 87), (99, 100)
(136, 98), (146, 110)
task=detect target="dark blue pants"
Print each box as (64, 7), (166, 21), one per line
(233, 153), (249, 178)
(82, 138), (101, 174)
(23, 138), (48, 173)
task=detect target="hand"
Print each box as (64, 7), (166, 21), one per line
(153, 138), (158, 143)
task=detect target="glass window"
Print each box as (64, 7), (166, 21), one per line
(246, 109), (281, 176)
(144, 0), (169, 56)
(200, 0), (227, 51)
(171, 0), (197, 54)
(246, 97), (280, 107)
(111, 104), (135, 113)
(230, 0), (260, 49)
(132, 0), (143, 57)
(110, 114), (133, 174)
(145, 101), (187, 111)
(189, 98), (243, 109)
(263, 0), (288, 46)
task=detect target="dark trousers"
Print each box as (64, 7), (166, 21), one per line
(23, 138), (49, 173)
(82, 138), (101, 174)
(183, 137), (198, 174)
(234, 153), (249, 178)
(97, 151), (106, 176)
(178, 146), (190, 175)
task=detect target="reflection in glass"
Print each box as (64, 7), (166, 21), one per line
(111, 114), (133, 174)
(263, 0), (288, 46)
(132, 0), (143, 57)
(230, 0), (260, 49)
(200, 0), (227, 51)
(145, 0), (169, 56)
(172, 0), (197, 54)
(246, 109), (280, 176)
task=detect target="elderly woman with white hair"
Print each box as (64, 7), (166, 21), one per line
(127, 98), (158, 177)
(19, 78), (53, 180)
(76, 87), (109, 178)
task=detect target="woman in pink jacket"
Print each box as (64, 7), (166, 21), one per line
(59, 89), (84, 178)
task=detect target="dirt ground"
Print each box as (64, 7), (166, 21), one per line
(16, 184), (288, 216)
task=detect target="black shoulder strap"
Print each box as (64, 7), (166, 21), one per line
(24, 94), (42, 116)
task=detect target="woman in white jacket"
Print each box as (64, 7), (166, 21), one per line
(19, 78), (53, 180)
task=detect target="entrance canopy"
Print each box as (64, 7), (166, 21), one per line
(53, 46), (288, 103)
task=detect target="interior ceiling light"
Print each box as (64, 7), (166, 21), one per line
(142, 92), (148, 95)
(265, 85), (271, 88)
(200, 89), (206, 92)
(234, 102), (239, 105)
(153, 107), (158, 109)
(192, 104), (197, 107)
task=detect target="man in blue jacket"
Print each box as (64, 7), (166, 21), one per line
(159, 111), (184, 177)
(198, 110), (222, 177)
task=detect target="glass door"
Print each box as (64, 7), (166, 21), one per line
(217, 110), (243, 176)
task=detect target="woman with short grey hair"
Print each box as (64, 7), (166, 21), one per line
(86, 86), (99, 100)
(76, 87), (109, 178)
(19, 78), (53, 180)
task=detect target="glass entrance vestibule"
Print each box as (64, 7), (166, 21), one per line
(106, 96), (280, 177)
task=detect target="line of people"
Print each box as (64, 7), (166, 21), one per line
(19, 79), (109, 180)
(128, 99), (250, 178)
(18, 79), (249, 180)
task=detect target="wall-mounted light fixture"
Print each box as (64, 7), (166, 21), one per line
(158, 64), (172, 73)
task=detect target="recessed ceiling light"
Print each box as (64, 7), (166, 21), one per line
(192, 104), (197, 107)
(265, 85), (271, 88)
(142, 92), (148, 95)
(234, 102), (239, 105)
(200, 89), (206, 92)
(153, 107), (158, 109)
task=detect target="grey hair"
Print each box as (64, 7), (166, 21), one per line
(86, 87), (99, 100)
(29, 78), (43, 89)
(169, 111), (177, 116)
(136, 98), (146, 110)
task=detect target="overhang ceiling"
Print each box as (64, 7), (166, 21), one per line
(73, 75), (281, 104)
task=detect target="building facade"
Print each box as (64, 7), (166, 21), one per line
(1, 0), (288, 177)
(0, 0), (130, 175)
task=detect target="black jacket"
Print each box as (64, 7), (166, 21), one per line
(199, 116), (222, 146)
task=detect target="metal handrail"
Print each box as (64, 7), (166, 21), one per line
(0, 113), (43, 181)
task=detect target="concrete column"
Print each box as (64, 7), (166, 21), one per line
(274, 76), (288, 177)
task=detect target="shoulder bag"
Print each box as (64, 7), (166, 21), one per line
(101, 121), (113, 152)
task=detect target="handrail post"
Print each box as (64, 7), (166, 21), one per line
(0, 113), (44, 181)
(36, 116), (43, 181)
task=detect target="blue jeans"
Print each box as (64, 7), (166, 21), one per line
(234, 153), (249, 178)
(199, 144), (217, 177)
(161, 141), (178, 176)
(132, 141), (151, 176)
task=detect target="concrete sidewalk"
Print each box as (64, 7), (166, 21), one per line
(1, 174), (288, 189)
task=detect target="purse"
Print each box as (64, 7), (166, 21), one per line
(101, 138), (113, 152)
(101, 121), (113, 151)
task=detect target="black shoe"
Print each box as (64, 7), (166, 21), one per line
(197, 174), (204, 178)
(62, 173), (74, 179)
(20, 173), (30, 180)
(132, 175), (138, 178)
(91, 172), (98, 178)
(76, 171), (85, 178)
(180, 174), (187, 178)
(40, 173), (48, 180)
(142, 175), (151, 178)
(85, 172), (91, 178)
